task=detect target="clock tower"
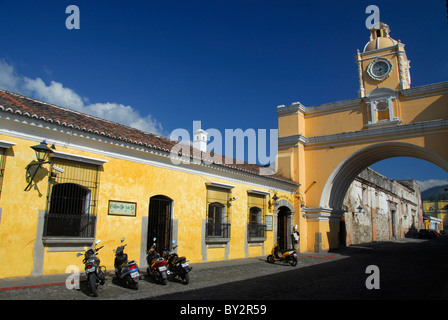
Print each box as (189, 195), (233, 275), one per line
(356, 22), (411, 126)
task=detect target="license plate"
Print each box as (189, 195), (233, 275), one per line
(158, 266), (167, 272)
(86, 267), (95, 273)
(131, 271), (139, 278)
(181, 262), (189, 267)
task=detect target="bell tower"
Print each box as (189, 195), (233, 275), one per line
(356, 22), (411, 98)
(356, 22), (411, 127)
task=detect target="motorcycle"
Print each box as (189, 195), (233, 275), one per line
(113, 237), (140, 290)
(163, 240), (192, 284)
(77, 239), (107, 297)
(266, 241), (298, 266)
(146, 237), (168, 285)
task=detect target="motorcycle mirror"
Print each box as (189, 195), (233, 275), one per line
(76, 253), (82, 257)
(95, 239), (101, 245)
(121, 237), (125, 243)
(172, 240), (176, 244)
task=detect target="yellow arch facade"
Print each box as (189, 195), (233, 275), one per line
(277, 22), (448, 253)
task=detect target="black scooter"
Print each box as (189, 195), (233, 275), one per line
(164, 240), (192, 284)
(113, 237), (140, 290)
(146, 237), (168, 285)
(77, 239), (107, 297)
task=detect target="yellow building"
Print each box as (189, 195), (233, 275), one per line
(0, 90), (298, 278)
(277, 22), (448, 252)
(423, 200), (448, 230)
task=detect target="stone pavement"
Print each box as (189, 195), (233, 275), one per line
(0, 252), (343, 300)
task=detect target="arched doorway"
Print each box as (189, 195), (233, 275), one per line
(147, 195), (172, 252)
(277, 206), (291, 250)
(274, 199), (295, 250)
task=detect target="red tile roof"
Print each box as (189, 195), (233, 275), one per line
(0, 89), (298, 185)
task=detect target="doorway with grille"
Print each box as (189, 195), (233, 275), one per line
(147, 195), (172, 252)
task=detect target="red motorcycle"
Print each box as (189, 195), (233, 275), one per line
(146, 237), (168, 285)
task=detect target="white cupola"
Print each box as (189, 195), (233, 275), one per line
(193, 128), (208, 152)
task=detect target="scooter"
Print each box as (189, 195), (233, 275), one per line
(163, 240), (192, 284)
(113, 237), (140, 290)
(146, 237), (168, 285)
(266, 241), (298, 266)
(77, 239), (107, 297)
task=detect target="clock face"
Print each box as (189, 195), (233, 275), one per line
(367, 58), (392, 81)
(372, 61), (389, 77)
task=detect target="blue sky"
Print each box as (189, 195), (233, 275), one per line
(0, 0), (447, 190)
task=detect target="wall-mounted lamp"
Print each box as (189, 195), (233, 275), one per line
(271, 194), (279, 206)
(31, 140), (54, 163)
(25, 140), (54, 191)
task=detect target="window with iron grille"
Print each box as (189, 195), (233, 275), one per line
(43, 158), (100, 238)
(206, 186), (231, 240)
(247, 193), (267, 240)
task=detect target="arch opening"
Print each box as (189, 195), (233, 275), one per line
(321, 142), (448, 212)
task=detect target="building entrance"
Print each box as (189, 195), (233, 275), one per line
(277, 206), (291, 250)
(147, 195), (172, 252)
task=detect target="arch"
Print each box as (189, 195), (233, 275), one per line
(49, 183), (91, 215)
(46, 183), (92, 237)
(320, 142), (448, 212)
(273, 199), (294, 250)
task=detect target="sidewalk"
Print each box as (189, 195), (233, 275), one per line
(0, 252), (339, 292)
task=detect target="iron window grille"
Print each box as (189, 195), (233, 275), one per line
(206, 186), (231, 241)
(206, 202), (231, 238)
(247, 193), (267, 241)
(43, 158), (100, 238)
(248, 207), (266, 238)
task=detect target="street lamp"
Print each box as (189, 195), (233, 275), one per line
(24, 140), (54, 191)
(31, 140), (54, 163)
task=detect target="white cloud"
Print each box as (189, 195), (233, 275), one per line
(417, 179), (448, 192)
(0, 60), (21, 92)
(0, 59), (163, 136)
(22, 77), (85, 110)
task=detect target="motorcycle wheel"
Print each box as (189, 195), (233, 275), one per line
(127, 276), (139, 290)
(289, 258), (298, 267)
(267, 255), (275, 264)
(88, 274), (99, 297)
(183, 272), (190, 285)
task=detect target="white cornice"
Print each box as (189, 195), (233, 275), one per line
(400, 81), (448, 99)
(0, 113), (298, 193)
(52, 150), (108, 166)
(205, 181), (236, 189)
(279, 118), (448, 149)
(277, 81), (448, 119)
(246, 189), (270, 196)
(0, 140), (16, 149)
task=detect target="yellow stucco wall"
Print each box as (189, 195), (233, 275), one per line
(0, 133), (295, 278)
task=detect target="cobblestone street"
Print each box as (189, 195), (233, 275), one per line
(0, 252), (343, 300)
(2, 238), (447, 301)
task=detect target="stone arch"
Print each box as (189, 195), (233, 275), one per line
(320, 142), (448, 212)
(273, 199), (295, 249)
